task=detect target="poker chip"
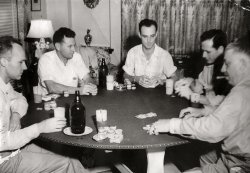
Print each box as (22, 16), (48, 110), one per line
(93, 126), (123, 143)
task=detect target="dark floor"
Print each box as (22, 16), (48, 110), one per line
(34, 139), (213, 173)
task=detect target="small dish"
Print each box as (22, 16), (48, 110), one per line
(63, 126), (93, 136)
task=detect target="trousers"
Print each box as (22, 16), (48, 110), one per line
(0, 143), (90, 173)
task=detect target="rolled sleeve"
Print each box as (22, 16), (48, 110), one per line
(74, 53), (90, 80)
(169, 118), (182, 134)
(38, 54), (55, 84)
(163, 52), (177, 77)
(122, 50), (135, 76)
(166, 65), (177, 78)
(10, 92), (28, 117)
(10, 99), (28, 117)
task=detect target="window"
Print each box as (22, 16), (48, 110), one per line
(0, 0), (18, 37)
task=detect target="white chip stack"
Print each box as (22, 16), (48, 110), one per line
(93, 126), (124, 143)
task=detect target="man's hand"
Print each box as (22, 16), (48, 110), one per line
(38, 117), (66, 134)
(80, 83), (98, 95)
(175, 85), (193, 100)
(179, 107), (204, 118)
(139, 76), (160, 88)
(149, 119), (171, 135)
(175, 78), (194, 90)
(190, 93), (200, 103)
(9, 113), (21, 131)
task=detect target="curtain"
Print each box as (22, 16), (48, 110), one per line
(16, 0), (31, 48)
(121, 0), (250, 61)
(13, 0), (31, 94)
(0, 0), (18, 37)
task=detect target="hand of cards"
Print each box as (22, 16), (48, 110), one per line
(142, 124), (154, 135)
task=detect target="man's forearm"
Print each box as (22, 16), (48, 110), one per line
(198, 95), (210, 105)
(123, 72), (141, 83)
(44, 80), (79, 94)
(79, 74), (95, 86)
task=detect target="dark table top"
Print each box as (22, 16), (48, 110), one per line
(22, 86), (189, 150)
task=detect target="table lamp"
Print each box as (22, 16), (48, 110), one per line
(27, 19), (54, 58)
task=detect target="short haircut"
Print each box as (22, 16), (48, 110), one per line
(53, 27), (76, 45)
(0, 36), (22, 59)
(139, 19), (158, 34)
(226, 32), (250, 60)
(200, 29), (227, 49)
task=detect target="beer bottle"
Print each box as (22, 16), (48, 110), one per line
(98, 58), (108, 88)
(70, 90), (86, 134)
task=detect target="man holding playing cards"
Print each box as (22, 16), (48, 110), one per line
(175, 29), (231, 113)
(122, 19), (177, 88)
(150, 34), (250, 173)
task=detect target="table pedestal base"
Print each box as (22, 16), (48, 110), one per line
(147, 148), (165, 173)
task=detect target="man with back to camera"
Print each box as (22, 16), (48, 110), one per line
(38, 27), (97, 96)
(150, 34), (250, 173)
(122, 19), (177, 88)
(175, 29), (231, 111)
(0, 36), (90, 173)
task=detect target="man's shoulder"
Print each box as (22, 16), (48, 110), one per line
(70, 52), (87, 66)
(73, 52), (82, 59)
(40, 50), (56, 61)
(233, 80), (250, 94)
(155, 44), (171, 56)
(72, 52), (84, 62)
(128, 44), (142, 53)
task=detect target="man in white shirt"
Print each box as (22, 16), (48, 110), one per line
(150, 34), (250, 173)
(175, 30), (230, 109)
(0, 36), (89, 173)
(38, 27), (97, 96)
(122, 19), (177, 88)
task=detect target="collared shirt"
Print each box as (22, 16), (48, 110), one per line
(122, 44), (177, 79)
(169, 79), (250, 161)
(198, 64), (214, 90)
(38, 50), (90, 95)
(0, 77), (39, 163)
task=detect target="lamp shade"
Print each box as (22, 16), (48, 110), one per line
(27, 19), (54, 38)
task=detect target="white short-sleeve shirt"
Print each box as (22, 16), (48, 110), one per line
(122, 44), (177, 78)
(38, 50), (89, 95)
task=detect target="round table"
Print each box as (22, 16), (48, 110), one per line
(23, 85), (190, 173)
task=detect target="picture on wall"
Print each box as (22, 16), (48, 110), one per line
(31, 0), (41, 11)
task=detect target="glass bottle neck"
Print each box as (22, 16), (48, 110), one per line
(101, 59), (106, 66)
(75, 91), (81, 102)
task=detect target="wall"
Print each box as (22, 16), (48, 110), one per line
(33, 0), (121, 65)
(46, 0), (71, 30)
(71, 0), (121, 65)
(31, 0), (47, 19)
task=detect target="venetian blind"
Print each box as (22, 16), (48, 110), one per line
(0, 0), (18, 37)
